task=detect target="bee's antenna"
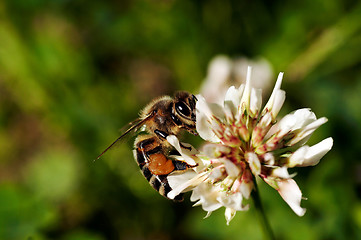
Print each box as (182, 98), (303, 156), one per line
(95, 111), (155, 161)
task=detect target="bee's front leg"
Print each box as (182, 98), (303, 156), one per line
(154, 129), (168, 139)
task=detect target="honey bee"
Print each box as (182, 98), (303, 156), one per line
(97, 91), (198, 201)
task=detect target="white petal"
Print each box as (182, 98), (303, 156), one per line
(224, 86), (241, 104)
(239, 180), (253, 199)
(270, 89), (285, 119)
(288, 117), (328, 146)
(265, 108), (317, 140)
(218, 192), (248, 211)
(167, 170), (197, 190)
(202, 143), (231, 158)
(281, 108), (315, 131)
(196, 113), (219, 143)
(288, 137), (333, 167)
(272, 167), (296, 179)
(191, 184), (223, 212)
(239, 66), (252, 111)
(190, 182), (212, 202)
(225, 208), (236, 225)
(259, 112), (272, 128)
(263, 152), (275, 166)
(167, 171), (208, 199)
(204, 211), (212, 219)
(293, 108), (317, 124)
(196, 95), (214, 118)
(208, 167), (224, 181)
(166, 135), (197, 165)
(207, 102), (226, 120)
(224, 86), (241, 117)
(262, 72), (285, 119)
(277, 179), (306, 216)
(237, 84), (245, 101)
(202, 201), (223, 212)
(221, 159), (240, 178)
(196, 96), (221, 143)
(250, 88), (262, 116)
(245, 152), (261, 176)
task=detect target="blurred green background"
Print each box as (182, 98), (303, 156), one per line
(0, 0), (361, 239)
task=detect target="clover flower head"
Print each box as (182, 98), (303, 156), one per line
(167, 66), (333, 224)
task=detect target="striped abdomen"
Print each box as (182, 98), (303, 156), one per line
(134, 135), (191, 201)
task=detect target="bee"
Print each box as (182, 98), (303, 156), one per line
(97, 91), (198, 201)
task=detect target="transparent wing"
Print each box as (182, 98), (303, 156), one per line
(96, 111), (155, 160)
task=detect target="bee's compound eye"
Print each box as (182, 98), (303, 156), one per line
(175, 102), (190, 117)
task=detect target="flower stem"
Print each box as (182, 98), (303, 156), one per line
(251, 178), (275, 240)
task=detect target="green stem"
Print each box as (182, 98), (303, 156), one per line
(251, 178), (275, 240)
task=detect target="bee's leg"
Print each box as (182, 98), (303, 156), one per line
(172, 159), (198, 172)
(154, 129), (168, 139)
(179, 142), (192, 151)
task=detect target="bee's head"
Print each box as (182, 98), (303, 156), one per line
(172, 91), (197, 134)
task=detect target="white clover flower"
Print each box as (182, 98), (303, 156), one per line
(167, 67), (333, 224)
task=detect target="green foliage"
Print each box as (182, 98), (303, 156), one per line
(0, 0), (360, 239)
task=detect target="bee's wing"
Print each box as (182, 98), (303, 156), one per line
(120, 118), (144, 134)
(96, 112), (155, 160)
